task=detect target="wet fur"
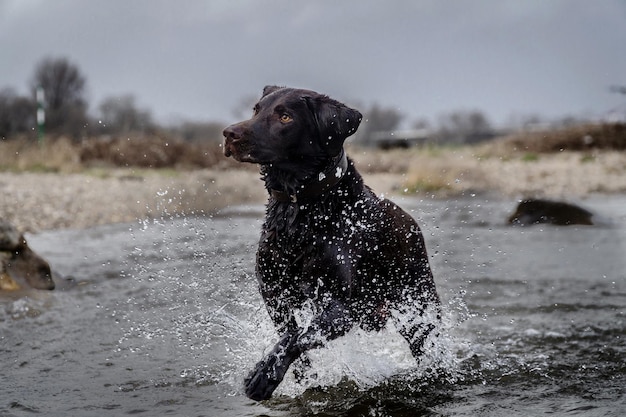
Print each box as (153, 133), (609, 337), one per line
(223, 86), (439, 401)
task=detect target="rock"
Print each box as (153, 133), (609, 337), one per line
(508, 199), (594, 226)
(0, 220), (55, 290)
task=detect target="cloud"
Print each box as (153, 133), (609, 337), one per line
(1, 0), (625, 125)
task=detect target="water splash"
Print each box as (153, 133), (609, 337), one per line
(116, 213), (478, 408)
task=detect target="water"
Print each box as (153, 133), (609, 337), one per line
(1, 195), (625, 416)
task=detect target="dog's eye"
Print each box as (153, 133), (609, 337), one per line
(280, 114), (292, 123)
(252, 105), (259, 116)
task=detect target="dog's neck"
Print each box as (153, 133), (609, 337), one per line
(261, 151), (348, 203)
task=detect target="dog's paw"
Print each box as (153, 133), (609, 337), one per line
(244, 353), (287, 401)
(292, 354), (316, 384)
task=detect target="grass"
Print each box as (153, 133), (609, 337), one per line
(495, 122), (626, 153)
(2, 122), (625, 199)
(521, 152), (539, 162)
(0, 135), (235, 173)
(347, 145), (481, 195)
(0, 136), (82, 173)
(403, 178), (452, 194)
(580, 153), (596, 163)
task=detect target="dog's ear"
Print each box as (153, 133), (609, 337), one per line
(262, 85), (284, 97)
(303, 95), (362, 156)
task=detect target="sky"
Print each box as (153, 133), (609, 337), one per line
(1, 0), (625, 128)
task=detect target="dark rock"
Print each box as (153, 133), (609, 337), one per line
(508, 199), (593, 226)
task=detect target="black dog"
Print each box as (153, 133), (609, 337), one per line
(223, 86), (440, 401)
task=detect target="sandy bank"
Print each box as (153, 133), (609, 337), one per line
(2, 149), (625, 232)
(0, 169), (265, 232)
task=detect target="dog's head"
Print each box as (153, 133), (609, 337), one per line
(223, 86), (362, 167)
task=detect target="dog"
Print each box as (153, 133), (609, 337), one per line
(223, 86), (440, 401)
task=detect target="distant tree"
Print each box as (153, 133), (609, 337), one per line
(98, 94), (153, 134)
(171, 120), (225, 143)
(0, 88), (35, 138)
(436, 110), (493, 144)
(411, 117), (431, 131)
(506, 113), (544, 131)
(555, 115), (584, 128)
(30, 57), (88, 137)
(357, 103), (404, 145)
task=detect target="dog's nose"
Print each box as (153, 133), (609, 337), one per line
(223, 124), (245, 157)
(223, 125), (242, 140)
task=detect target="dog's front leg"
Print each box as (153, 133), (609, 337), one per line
(244, 331), (300, 401)
(244, 298), (353, 401)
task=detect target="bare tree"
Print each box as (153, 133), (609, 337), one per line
(0, 88), (35, 138)
(436, 109), (493, 144)
(411, 117), (431, 131)
(30, 57), (88, 137)
(506, 113), (544, 131)
(98, 94), (153, 134)
(357, 103), (404, 145)
(171, 121), (225, 143)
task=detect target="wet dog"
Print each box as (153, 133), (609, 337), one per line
(223, 86), (439, 401)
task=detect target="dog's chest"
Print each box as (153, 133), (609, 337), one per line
(257, 196), (382, 289)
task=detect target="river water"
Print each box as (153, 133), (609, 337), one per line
(1, 195), (625, 416)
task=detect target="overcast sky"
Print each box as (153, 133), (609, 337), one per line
(1, 0), (625, 127)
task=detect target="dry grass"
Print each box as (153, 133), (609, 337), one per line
(0, 136), (82, 173)
(351, 122), (626, 198)
(2, 122), (625, 212)
(484, 122), (626, 154)
(2, 122), (623, 173)
(0, 135), (243, 172)
(350, 146), (479, 194)
(79, 135), (235, 169)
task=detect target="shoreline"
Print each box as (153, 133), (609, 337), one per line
(2, 148), (625, 233)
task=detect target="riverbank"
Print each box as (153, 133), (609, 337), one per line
(2, 146), (625, 232)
